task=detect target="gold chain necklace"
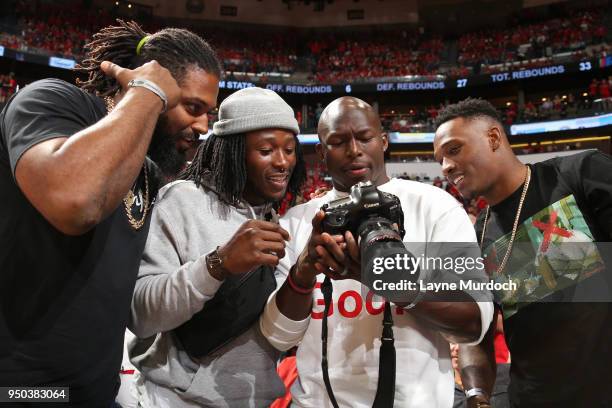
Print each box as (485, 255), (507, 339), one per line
(105, 95), (150, 230)
(124, 164), (150, 230)
(104, 96), (115, 112)
(480, 165), (531, 275)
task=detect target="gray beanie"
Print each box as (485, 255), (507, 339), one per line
(213, 87), (300, 136)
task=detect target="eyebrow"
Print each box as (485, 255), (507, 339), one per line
(437, 137), (459, 150)
(326, 127), (376, 138)
(184, 97), (212, 108)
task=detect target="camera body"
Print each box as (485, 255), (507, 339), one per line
(321, 181), (405, 243)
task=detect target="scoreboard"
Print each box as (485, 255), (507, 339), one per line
(0, 43), (610, 96)
(218, 57), (611, 95)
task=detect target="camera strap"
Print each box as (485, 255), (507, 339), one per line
(321, 276), (340, 408)
(320, 276), (396, 408)
(372, 301), (396, 408)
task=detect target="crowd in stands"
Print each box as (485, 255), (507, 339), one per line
(0, 2), (609, 82)
(503, 77), (611, 124)
(381, 104), (444, 133)
(457, 9), (608, 74)
(3, 0), (114, 59)
(371, 78), (612, 135)
(204, 29), (298, 75)
(307, 32), (445, 82)
(0, 72), (17, 104)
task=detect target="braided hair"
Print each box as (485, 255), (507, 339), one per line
(181, 133), (307, 208)
(75, 19), (222, 96)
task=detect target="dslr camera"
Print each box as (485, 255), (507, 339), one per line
(321, 181), (406, 267)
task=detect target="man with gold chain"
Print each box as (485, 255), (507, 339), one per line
(0, 20), (221, 407)
(433, 98), (612, 408)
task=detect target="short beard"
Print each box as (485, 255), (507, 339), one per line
(148, 117), (187, 181)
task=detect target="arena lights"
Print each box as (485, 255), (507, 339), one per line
(48, 57), (76, 69)
(382, 115), (612, 144)
(510, 113), (612, 135)
(388, 137), (611, 157)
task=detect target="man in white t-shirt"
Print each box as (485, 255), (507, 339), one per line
(260, 96), (494, 408)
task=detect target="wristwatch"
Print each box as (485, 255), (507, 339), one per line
(206, 246), (227, 280)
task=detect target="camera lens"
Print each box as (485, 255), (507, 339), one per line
(356, 216), (402, 250)
(357, 216), (419, 294)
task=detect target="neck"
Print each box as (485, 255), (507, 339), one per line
(244, 196), (268, 206)
(484, 158), (527, 206)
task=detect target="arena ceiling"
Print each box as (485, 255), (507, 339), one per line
(95, 0), (585, 28)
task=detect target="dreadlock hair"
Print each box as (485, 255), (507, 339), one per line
(434, 98), (503, 130)
(75, 19), (222, 97)
(180, 133), (307, 208)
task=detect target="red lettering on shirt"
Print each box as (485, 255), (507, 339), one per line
(365, 291), (385, 315)
(311, 286), (407, 319)
(338, 290), (363, 318)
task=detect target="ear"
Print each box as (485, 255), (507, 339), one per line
(488, 126), (502, 152)
(381, 132), (389, 152)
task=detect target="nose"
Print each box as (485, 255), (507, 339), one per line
(441, 157), (455, 178)
(191, 113), (209, 135)
(346, 137), (360, 158)
(272, 149), (291, 171)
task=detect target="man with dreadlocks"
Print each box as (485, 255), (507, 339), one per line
(128, 87), (306, 407)
(0, 20), (220, 406)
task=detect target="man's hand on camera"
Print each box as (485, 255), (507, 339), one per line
(100, 60), (181, 111)
(294, 210), (345, 287)
(211, 220), (289, 281)
(320, 230), (361, 282)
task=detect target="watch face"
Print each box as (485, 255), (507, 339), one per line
(207, 250), (222, 268)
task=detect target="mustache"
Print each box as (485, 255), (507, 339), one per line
(179, 131), (201, 143)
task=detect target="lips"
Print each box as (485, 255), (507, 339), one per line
(344, 162), (370, 176)
(449, 174), (465, 188)
(266, 174), (289, 190)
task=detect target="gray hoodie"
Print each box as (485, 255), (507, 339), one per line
(128, 180), (285, 408)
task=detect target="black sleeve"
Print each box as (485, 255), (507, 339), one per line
(0, 78), (104, 176)
(561, 150), (612, 240)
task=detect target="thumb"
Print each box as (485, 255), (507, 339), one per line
(100, 61), (125, 79)
(312, 210), (326, 232)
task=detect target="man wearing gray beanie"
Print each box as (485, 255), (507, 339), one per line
(128, 87), (306, 407)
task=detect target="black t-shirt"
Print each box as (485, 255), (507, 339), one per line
(0, 79), (159, 407)
(476, 151), (612, 407)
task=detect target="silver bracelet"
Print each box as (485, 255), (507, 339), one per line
(464, 387), (488, 399)
(127, 78), (168, 113)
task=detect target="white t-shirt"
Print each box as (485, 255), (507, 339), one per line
(261, 178), (494, 408)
